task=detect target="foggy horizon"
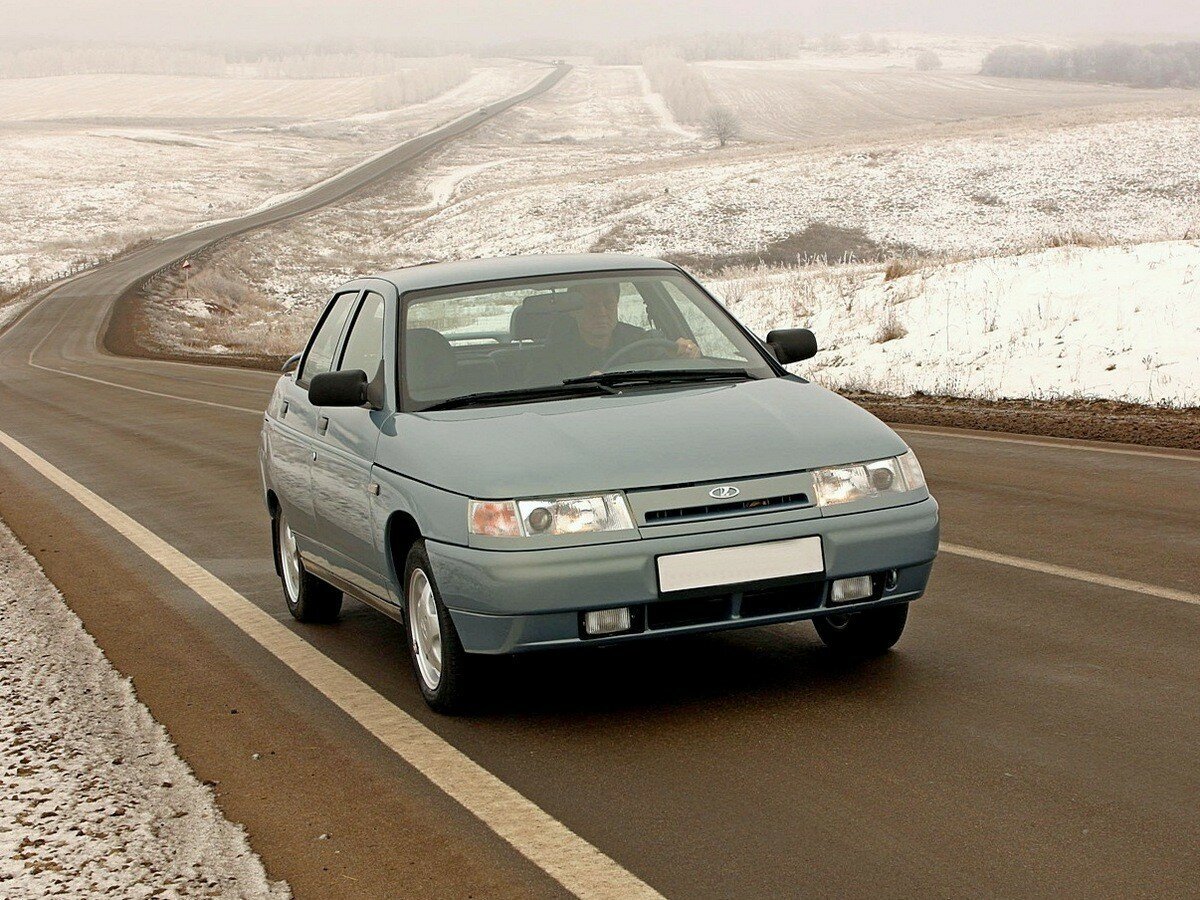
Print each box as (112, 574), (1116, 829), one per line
(5, 0), (1200, 47)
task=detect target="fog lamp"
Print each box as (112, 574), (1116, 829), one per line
(584, 607), (632, 636)
(830, 576), (873, 605)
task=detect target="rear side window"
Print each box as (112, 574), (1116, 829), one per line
(338, 291), (385, 377)
(299, 291), (358, 384)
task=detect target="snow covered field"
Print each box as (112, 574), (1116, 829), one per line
(714, 241), (1200, 406)
(699, 61), (1160, 143)
(0, 60), (543, 291)
(113, 58), (1200, 407)
(0, 519), (286, 898)
(383, 107), (1200, 263)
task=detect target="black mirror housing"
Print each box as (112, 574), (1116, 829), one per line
(766, 328), (818, 364)
(281, 351), (302, 374)
(309, 369), (369, 407)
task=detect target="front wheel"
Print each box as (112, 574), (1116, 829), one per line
(404, 541), (473, 714)
(813, 603), (909, 656)
(273, 512), (342, 623)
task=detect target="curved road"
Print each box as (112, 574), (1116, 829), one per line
(1, 64), (1199, 898)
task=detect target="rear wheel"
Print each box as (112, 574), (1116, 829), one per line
(404, 540), (473, 714)
(813, 603), (908, 656)
(273, 512), (342, 623)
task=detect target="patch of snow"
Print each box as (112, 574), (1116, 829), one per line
(635, 68), (701, 141)
(403, 159), (511, 212)
(90, 128), (234, 149)
(175, 298), (212, 319)
(714, 241), (1200, 406)
(0, 518), (288, 898)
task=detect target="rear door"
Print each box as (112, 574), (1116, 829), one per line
(311, 289), (392, 600)
(274, 289), (360, 539)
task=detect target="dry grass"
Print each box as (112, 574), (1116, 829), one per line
(883, 258), (921, 281)
(873, 307), (908, 343)
(1041, 229), (1111, 249)
(145, 248), (318, 357)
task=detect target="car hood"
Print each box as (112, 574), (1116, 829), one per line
(377, 377), (908, 498)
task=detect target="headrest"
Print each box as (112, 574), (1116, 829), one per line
(405, 328), (457, 395)
(509, 291), (580, 340)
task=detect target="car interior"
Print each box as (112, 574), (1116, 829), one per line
(402, 280), (714, 402)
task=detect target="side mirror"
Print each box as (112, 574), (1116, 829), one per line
(766, 328), (817, 364)
(281, 351), (302, 374)
(309, 369), (368, 407)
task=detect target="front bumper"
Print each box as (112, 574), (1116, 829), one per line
(429, 497), (939, 653)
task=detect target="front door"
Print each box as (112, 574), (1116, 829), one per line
(312, 290), (391, 600)
(275, 288), (361, 539)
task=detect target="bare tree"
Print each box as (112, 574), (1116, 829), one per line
(915, 50), (943, 71)
(703, 105), (742, 147)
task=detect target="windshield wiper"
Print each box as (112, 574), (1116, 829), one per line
(420, 381), (617, 412)
(563, 367), (754, 388)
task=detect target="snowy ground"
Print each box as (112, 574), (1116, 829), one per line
(380, 108), (1200, 263)
(0, 60), (543, 291)
(0, 518), (287, 898)
(110, 56), (1199, 407)
(698, 51), (1162, 143)
(712, 241), (1200, 406)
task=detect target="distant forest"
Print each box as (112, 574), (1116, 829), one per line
(982, 42), (1200, 89)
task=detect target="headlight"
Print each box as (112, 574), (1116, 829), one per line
(469, 493), (635, 537)
(812, 450), (926, 507)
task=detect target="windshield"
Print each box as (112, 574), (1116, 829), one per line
(401, 270), (775, 410)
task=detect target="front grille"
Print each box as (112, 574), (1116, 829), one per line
(644, 492), (808, 525)
(644, 580), (825, 632)
(740, 582), (824, 618)
(646, 595), (732, 630)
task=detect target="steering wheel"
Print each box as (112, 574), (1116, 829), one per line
(600, 337), (680, 370)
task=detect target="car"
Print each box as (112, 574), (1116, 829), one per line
(259, 253), (939, 712)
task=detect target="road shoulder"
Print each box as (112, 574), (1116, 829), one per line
(0, 514), (287, 898)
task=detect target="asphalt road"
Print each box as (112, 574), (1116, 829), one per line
(1, 66), (1199, 898)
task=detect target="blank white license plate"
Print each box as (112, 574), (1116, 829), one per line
(656, 536), (824, 593)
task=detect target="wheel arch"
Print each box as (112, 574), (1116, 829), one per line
(385, 509), (423, 589)
(267, 490), (282, 576)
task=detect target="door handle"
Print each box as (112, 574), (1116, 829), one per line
(317, 415), (329, 435)
(310, 450), (317, 461)
(281, 400), (289, 416)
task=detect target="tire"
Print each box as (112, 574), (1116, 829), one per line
(813, 602), (909, 656)
(404, 540), (473, 714)
(273, 512), (342, 623)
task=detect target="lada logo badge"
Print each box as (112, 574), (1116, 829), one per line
(709, 485), (740, 499)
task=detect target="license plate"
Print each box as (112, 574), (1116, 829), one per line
(656, 536), (824, 593)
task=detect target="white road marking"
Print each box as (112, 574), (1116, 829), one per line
(23, 301), (264, 415)
(27, 358), (264, 415)
(898, 426), (1199, 463)
(0, 428), (660, 900)
(940, 542), (1200, 607)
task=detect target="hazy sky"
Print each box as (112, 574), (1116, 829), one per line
(5, 0), (1199, 44)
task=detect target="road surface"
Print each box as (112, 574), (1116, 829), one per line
(0, 64), (1198, 899)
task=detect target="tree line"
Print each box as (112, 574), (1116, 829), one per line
(0, 43), (470, 80)
(981, 42), (1200, 89)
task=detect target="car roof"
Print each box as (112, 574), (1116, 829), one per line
(373, 253), (680, 294)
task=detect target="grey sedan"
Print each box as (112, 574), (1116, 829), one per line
(259, 254), (939, 712)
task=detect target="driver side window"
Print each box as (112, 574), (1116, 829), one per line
(299, 291), (359, 385)
(617, 282), (651, 329)
(661, 282), (747, 361)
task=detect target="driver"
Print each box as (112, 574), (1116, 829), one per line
(544, 282), (699, 379)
